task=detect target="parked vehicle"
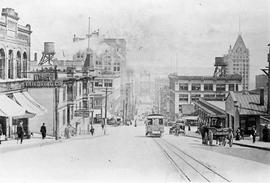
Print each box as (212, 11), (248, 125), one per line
(145, 114), (164, 137)
(169, 120), (185, 136)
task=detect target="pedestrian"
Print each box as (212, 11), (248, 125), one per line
(0, 123), (3, 144)
(90, 126), (95, 136)
(101, 121), (104, 130)
(262, 125), (269, 142)
(40, 123), (47, 139)
(251, 126), (256, 143)
(17, 121), (25, 144)
(235, 127), (241, 141)
(188, 124), (191, 131)
(64, 125), (70, 139)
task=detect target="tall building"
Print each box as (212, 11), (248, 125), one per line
(224, 34), (249, 90)
(168, 74), (242, 120)
(154, 77), (169, 113)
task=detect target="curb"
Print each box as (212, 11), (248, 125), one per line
(232, 142), (270, 151)
(0, 133), (106, 153)
(185, 134), (270, 151)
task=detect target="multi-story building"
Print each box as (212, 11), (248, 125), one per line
(0, 8), (48, 139)
(168, 73), (242, 120)
(154, 77), (169, 113)
(223, 34), (249, 90)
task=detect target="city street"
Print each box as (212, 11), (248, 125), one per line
(1, 124), (269, 183)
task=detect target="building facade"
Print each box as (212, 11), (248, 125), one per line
(223, 35), (249, 90)
(169, 73), (242, 120)
(0, 8), (48, 139)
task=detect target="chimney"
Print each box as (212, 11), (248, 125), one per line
(260, 88), (264, 105)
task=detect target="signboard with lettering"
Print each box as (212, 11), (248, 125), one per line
(74, 109), (90, 117)
(25, 68), (64, 88)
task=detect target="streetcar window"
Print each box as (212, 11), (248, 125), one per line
(159, 119), (163, 125)
(147, 119), (152, 125)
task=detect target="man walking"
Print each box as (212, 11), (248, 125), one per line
(251, 126), (256, 143)
(17, 121), (25, 144)
(40, 123), (47, 139)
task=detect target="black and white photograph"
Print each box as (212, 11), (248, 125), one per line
(0, 0), (270, 182)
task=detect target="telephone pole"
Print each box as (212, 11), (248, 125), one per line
(104, 87), (108, 134)
(267, 44), (270, 114)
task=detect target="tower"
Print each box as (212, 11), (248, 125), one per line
(224, 34), (249, 90)
(38, 42), (55, 65)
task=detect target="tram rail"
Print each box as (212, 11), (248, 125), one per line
(154, 138), (231, 182)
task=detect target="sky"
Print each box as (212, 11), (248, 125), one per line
(0, 0), (270, 88)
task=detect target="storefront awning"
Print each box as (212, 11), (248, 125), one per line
(0, 95), (31, 118)
(13, 92), (46, 115)
(22, 92), (47, 112)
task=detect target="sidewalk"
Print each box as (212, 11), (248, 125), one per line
(0, 125), (104, 153)
(184, 130), (270, 151)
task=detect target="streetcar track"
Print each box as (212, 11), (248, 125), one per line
(154, 138), (231, 182)
(153, 138), (191, 182)
(161, 138), (231, 182)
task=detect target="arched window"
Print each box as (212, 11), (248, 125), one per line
(8, 50), (13, 79)
(16, 51), (21, 78)
(0, 48), (5, 79)
(23, 52), (27, 78)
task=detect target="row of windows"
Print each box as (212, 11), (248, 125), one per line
(0, 49), (28, 79)
(179, 93), (226, 102)
(178, 83), (238, 91)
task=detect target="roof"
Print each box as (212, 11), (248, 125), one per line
(194, 99), (226, 117)
(232, 35), (247, 51)
(207, 101), (225, 111)
(228, 91), (268, 115)
(168, 74), (242, 81)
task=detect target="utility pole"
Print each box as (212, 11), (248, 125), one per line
(54, 65), (59, 140)
(104, 87), (108, 134)
(267, 44), (270, 114)
(87, 17), (90, 52)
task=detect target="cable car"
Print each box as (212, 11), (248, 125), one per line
(145, 114), (164, 137)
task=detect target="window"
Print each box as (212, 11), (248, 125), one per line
(216, 84), (226, 92)
(179, 94), (188, 102)
(95, 79), (103, 87)
(0, 49), (5, 79)
(79, 83), (82, 96)
(192, 83), (201, 91)
(191, 94), (201, 101)
(204, 84), (213, 91)
(229, 84), (234, 91)
(63, 87), (66, 101)
(104, 79), (113, 87)
(23, 52), (27, 78)
(203, 94), (215, 100)
(8, 50), (13, 79)
(16, 51), (21, 78)
(236, 84), (239, 91)
(63, 109), (66, 125)
(179, 83), (188, 91)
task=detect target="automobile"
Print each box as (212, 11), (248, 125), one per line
(169, 121), (185, 135)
